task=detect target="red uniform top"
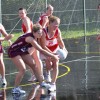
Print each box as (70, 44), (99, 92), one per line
(38, 14), (48, 26)
(22, 20), (33, 33)
(43, 27), (59, 52)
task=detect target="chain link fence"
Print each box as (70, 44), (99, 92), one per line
(1, 0), (100, 33)
(2, 0), (100, 99)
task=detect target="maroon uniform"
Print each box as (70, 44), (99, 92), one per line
(8, 33), (34, 58)
(0, 34), (3, 53)
(0, 44), (3, 53)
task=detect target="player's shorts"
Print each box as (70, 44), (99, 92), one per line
(0, 45), (3, 53)
(8, 48), (29, 58)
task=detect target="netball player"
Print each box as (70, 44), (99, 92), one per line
(38, 4), (54, 28)
(40, 16), (68, 91)
(0, 23), (13, 86)
(37, 4), (54, 82)
(19, 8), (39, 82)
(8, 24), (58, 94)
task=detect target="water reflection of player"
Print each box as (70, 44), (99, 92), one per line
(0, 87), (6, 100)
(27, 84), (56, 100)
(12, 92), (26, 100)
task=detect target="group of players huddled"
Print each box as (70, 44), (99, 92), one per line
(0, 4), (68, 95)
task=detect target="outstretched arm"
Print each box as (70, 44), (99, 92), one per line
(25, 36), (59, 61)
(0, 24), (14, 43)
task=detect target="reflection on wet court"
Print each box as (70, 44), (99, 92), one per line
(2, 62), (70, 100)
(0, 64), (67, 100)
(0, 85), (56, 100)
(1, 36), (100, 100)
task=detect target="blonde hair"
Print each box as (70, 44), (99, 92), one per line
(46, 4), (54, 10)
(49, 15), (60, 24)
(32, 24), (42, 33)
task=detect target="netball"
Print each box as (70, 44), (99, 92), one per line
(56, 48), (67, 60)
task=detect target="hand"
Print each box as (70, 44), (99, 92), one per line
(8, 40), (12, 46)
(5, 34), (14, 41)
(52, 54), (59, 61)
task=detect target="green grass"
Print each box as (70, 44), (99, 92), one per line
(61, 30), (98, 39)
(2, 30), (99, 47)
(2, 32), (22, 47)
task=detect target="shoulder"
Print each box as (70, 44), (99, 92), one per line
(23, 17), (31, 23)
(43, 15), (48, 19)
(58, 28), (61, 33)
(56, 28), (61, 34)
(56, 28), (61, 38)
(24, 33), (34, 37)
(42, 14), (48, 19)
(25, 35), (34, 43)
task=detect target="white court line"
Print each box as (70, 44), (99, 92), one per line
(61, 55), (100, 64)
(5, 55), (100, 90)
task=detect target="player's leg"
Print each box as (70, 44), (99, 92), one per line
(22, 54), (50, 89)
(27, 47), (36, 82)
(0, 53), (7, 86)
(11, 55), (26, 94)
(44, 59), (52, 83)
(48, 59), (59, 92)
(32, 49), (43, 80)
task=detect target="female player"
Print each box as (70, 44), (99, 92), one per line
(19, 8), (38, 82)
(37, 4), (54, 82)
(38, 4), (54, 28)
(18, 8), (33, 34)
(40, 15), (68, 91)
(0, 23), (13, 86)
(8, 24), (58, 94)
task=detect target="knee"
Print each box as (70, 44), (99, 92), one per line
(46, 65), (52, 70)
(52, 62), (58, 69)
(29, 63), (36, 70)
(34, 64), (37, 69)
(19, 68), (26, 74)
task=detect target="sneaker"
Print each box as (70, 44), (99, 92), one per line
(40, 82), (51, 89)
(45, 74), (51, 83)
(12, 93), (26, 100)
(28, 75), (37, 82)
(1, 78), (7, 86)
(44, 71), (51, 83)
(12, 87), (26, 94)
(48, 84), (56, 92)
